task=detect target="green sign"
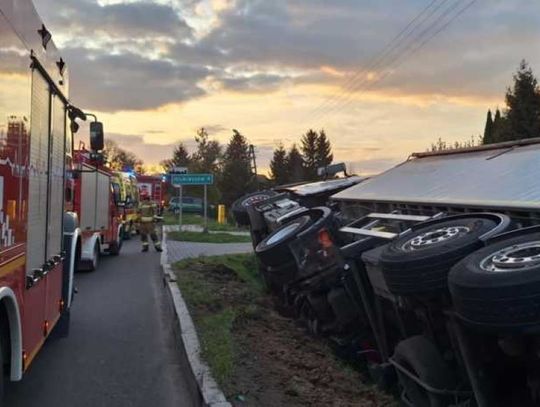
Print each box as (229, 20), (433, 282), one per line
(171, 173), (213, 186)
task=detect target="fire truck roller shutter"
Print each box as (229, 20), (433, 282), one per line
(95, 171), (110, 231)
(48, 95), (66, 259)
(26, 69), (49, 273)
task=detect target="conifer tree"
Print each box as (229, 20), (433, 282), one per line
(160, 142), (191, 172)
(219, 129), (254, 206)
(269, 143), (289, 185)
(504, 60), (540, 141)
(315, 130), (333, 168)
(287, 144), (304, 183)
(300, 129), (319, 180)
(482, 110), (494, 144)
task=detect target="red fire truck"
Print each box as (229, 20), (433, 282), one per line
(136, 174), (166, 205)
(72, 148), (124, 270)
(0, 0), (101, 394)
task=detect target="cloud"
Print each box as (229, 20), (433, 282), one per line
(64, 47), (208, 111)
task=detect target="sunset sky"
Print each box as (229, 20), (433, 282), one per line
(33, 0), (540, 175)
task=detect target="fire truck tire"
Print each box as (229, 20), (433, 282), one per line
(393, 336), (456, 407)
(109, 228), (123, 256)
(123, 223), (132, 240)
(449, 233), (540, 329)
(379, 217), (497, 296)
(232, 190), (277, 226)
(89, 243), (100, 271)
(255, 216), (314, 267)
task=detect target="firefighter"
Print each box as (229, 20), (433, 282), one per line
(138, 191), (163, 252)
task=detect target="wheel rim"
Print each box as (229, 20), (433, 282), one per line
(266, 222), (300, 245)
(402, 226), (470, 251)
(480, 241), (540, 272)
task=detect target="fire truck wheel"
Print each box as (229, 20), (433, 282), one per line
(89, 243), (100, 271)
(449, 233), (540, 329)
(393, 336), (456, 407)
(379, 217), (497, 296)
(255, 215), (314, 267)
(109, 229), (123, 256)
(123, 223), (132, 240)
(232, 190), (277, 226)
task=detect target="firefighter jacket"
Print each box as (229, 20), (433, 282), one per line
(138, 201), (158, 223)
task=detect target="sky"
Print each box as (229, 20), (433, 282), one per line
(32, 0), (540, 175)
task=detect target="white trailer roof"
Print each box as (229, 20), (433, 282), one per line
(332, 138), (540, 211)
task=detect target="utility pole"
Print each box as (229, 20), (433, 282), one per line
(248, 144), (258, 189)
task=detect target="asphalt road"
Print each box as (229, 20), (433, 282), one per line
(5, 239), (198, 407)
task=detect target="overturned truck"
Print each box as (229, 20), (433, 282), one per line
(244, 138), (540, 407)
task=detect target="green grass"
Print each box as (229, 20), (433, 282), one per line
(163, 212), (245, 232)
(168, 230), (252, 243)
(174, 254), (262, 389)
(198, 309), (236, 385)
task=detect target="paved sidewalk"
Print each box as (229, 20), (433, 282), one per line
(167, 240), (253, 263)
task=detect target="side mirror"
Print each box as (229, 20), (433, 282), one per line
(90, 121), (104, 151)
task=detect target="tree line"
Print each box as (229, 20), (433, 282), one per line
(269, 129), (333, 185)
(161, 128), (257, 206)
(431, 60), (540, 151)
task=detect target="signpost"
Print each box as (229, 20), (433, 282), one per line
(169, 168), (188, 228)
(171, 173), (214, 232)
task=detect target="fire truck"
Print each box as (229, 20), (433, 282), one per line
(137, 174), (165, 206)
(116, 171), (139, 238)
(72, 148), (124, 270)
(0, 0), (102, 394)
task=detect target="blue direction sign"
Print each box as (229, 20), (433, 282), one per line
(171, 173), (214, 186)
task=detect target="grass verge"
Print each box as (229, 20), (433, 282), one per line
(163, 212), (245, 232)
(168, 230), (252, 243)
(174, 254), (261, 387)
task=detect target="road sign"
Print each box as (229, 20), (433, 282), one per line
(171, 166), (188, 174)
(171, 173), (213, 186)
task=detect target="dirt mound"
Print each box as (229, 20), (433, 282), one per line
(176, 256), (395, 407)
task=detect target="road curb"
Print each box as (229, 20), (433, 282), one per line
(161, 225), (232, 407)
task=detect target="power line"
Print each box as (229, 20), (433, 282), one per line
(312, 0), (476, 125)
(308, 0), (447, 120)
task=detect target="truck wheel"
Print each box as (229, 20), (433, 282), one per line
(379, 217), (498, 296)
(449, 232), (540, 329)
(255, 216), (313, 267)
(232, 190), (277, 226)
(123, 223), (132, 240)
(393, 336), (456, 407)
(89, 243), (99, 271)
(109, 229), (123, 256)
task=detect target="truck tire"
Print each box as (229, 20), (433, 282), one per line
(123, 222), (132, 240)
(256, 216), (314, 267)
(232, 190), (277, 226)
(109, 228), (123, 256)
(449, 232), (540, 329)
(379, 217), (497, 296)
(89, 243), (100, 271)
(393, 336), (456, 407)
